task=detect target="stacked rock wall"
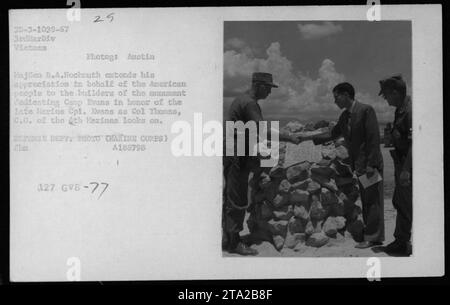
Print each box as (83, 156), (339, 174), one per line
(247, 121), (364, 251)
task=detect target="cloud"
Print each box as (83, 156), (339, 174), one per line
(225, 37), (247, 50)
(297, 22), (343, 40)
(355, 92), (395, 124)
(223, 41), (294, 98)
(224, 41), (344, 120)
(224, 37), (256, 57)
(224, 40), (393, 123)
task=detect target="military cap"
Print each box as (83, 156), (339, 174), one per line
(378, 74), (406, 96)
(252, 72), (279, 88)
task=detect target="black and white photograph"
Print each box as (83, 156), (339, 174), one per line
(222, 21), (413, 257)
(5, 3), (444, 283)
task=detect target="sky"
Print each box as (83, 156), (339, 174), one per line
(223, 21), (411, 125)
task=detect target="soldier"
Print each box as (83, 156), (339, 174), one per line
(379, 74), (412, 256)
(300, 82), (384, 248)
(223, 72), (299, 255)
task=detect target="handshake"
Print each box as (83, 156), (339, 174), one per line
(287, 133), (306, 145)
(285, 127), (331, 145)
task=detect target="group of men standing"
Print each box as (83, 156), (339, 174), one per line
(222, 72), (412, 256)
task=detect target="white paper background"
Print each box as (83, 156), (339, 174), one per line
(10, 5), (443, 281)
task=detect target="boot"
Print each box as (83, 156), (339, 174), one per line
(228, 233), (258, 256)
(385, 239), (411, 256)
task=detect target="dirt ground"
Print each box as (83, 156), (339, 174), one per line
(224, 145), (403, 257)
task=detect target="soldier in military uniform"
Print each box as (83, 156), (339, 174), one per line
(379, 74), (412, 256)
(223, 72), (300, 255)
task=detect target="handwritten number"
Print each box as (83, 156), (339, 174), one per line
(88, 182), (109, 199)
(98, 183), (109, 199)
(93, 13), (114, 23)
(90, 182), (99, 194)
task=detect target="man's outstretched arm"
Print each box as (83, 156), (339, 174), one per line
(295, 115), (344, 145)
